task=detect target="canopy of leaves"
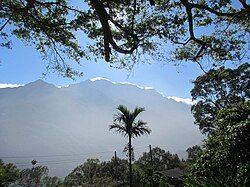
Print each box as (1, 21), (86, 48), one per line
(187, 101), (250, 186)
(1, 0), (249, 77)
(132, 164), (170, 187)
(1, 0), (88, 78)
(135, 147), (181, 171)
(134, 147), (182, 186)
(64, 158), (128, 186)
(187, 63), (250, 186)
(64, 149), (179, 187)
(186, 145), (202, 162)
(191, 63), (250, 134)
(16, 165), (62, 187)
(1, 148), (183, 186)
(0, 159), (20, 186)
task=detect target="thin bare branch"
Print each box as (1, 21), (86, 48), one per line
(0, 16), (12, 32)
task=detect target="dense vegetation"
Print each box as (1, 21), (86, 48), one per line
(187, 63), (250, 186)
(1, 146), (184, 186)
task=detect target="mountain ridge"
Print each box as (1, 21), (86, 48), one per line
(0, 79), (202, 177)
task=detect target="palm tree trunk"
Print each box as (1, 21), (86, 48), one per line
(128, 134), (132, 187)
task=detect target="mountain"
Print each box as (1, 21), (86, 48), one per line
(0, 79), (203, 177)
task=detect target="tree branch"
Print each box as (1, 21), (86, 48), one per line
(18, 1), (68, 70)
(33, 0), (86, 14)
(238, 0), (250, 10)
(0, 16), (12, 32)
(190, 2), (247, 17)
(90, 0), (140, 61)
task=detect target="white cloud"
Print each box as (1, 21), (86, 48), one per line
(58, 85), (69, 88)
(90, 77), (194, 105)
(118, 82), (145, 89)
(90, 77), (111, 82)
(144, 87), (153, 90)
(167, 96), (195, 105)
(0, 83), (24, 88)
(90, 77), (154, 90)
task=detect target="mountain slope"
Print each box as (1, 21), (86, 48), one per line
(0, 79), (203, 177)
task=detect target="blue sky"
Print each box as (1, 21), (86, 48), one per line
(1, 1), (247, 100)
(1, 35), (205, 99)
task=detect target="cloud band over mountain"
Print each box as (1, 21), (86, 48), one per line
(0, 77), (194, 105)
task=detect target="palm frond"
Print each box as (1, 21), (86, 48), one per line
(131, 120), (151, 137)
(113, 113), (125, 123)
(131, 107), (145, 122)
(110, 105), (151, 138)
(116, 105), (130, 118)
(115, 105), (131, 125)
(109, 123), (128, 137)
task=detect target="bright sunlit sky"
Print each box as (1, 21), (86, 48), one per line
(0, 34), (206, 99)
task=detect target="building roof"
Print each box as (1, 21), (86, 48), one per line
(163, 168), (187, 178)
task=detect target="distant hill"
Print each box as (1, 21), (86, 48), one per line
(0, 79), (203, 177)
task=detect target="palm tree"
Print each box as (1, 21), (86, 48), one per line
(109, 105), (151, 187)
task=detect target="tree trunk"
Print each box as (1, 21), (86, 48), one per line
(128, 134), (132, 187)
